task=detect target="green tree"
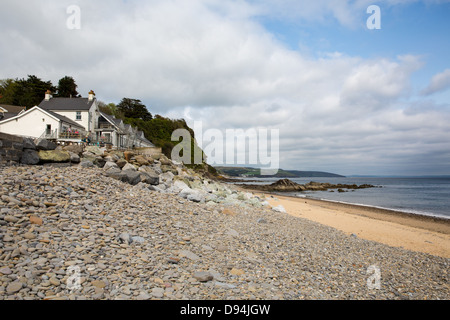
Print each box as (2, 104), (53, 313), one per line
(15, 75), (56, 108)
(56, 76), (79, 97)
(0, 79), (19, 105)
(117, 98), (153, 121)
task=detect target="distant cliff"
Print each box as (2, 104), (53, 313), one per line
(215, 166), (345, 178)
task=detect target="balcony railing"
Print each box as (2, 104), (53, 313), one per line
(59, 132), (83, 140)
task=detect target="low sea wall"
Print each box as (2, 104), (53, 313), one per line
(0, 132), (26, 165)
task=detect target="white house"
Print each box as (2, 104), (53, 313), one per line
(0, 105), (85, 141)
(38, 90), (99, 133)
(0, 90), (156, 149)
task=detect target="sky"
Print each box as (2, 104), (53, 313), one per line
(1, 0), (450, 176)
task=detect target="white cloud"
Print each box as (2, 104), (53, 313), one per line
(0, 0), (449, 175)
(421, 69), (450, 95)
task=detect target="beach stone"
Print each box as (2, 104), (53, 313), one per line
(49, 277), (61, 286)
(118, 233), (131, 244)
(0, 266), (13, 275)
(131, 236), (145, 243)
(91, 280), (106, 289)
(272, 205), (287, 213)
(193, 272), (213, 282)
(6, 282), (23, 294)
(151, 287), (165, 298)
(179, 250), (200, 261)
(230, 268), (245, 276)
(23, 232), (36, 240)
(30, 216), (43, 225)
(4, 215), (19, 223)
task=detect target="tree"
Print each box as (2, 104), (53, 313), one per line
(0, 79), (19, 105)
(57, 76), (79, 97)
(14, 75), (56, 108)
(117, 98), (153, 121)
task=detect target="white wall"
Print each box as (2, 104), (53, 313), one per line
(0, 108), (60, 138)
(54, 110), (89, 132)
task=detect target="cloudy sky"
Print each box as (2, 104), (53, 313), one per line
(1, 0), (450, 176)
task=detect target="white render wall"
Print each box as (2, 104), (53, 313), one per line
(52, 100), (99, 133)
(0, 108), (60, 138)
(53, 110), (89, 132)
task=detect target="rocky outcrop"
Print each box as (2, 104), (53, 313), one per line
(238, 179), (376, 192)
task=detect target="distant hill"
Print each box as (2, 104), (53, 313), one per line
(215, 166), (345, 178)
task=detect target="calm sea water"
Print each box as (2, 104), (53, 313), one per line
(235, 177), (450, 219)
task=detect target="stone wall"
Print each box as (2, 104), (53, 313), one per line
(0, 132), (26, 165)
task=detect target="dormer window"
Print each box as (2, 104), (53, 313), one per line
(76, 111), (82, 121)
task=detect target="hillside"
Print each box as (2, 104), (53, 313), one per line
(215, 166), (345, 178)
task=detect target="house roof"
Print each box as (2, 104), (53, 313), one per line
(0, 106), (85, 130)
(99, 112), (123, 129)
(38, 97), (95, 111)
(0, 105), (26, 113)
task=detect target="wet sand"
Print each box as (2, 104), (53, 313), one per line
(242, 188), (450, 258)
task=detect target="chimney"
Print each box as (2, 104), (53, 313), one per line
(45, 90), (52, 101)
(88, 90), (95, 102)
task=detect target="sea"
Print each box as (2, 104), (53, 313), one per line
(233, 176), (450, 220)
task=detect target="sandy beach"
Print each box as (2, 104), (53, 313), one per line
(244, 190), (450, 259)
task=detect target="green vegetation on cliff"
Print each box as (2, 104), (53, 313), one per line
(215, 166), (345, 178)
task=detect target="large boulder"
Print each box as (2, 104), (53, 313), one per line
(38, 150), (70, 163)
(134, 155), (150, 166)
(139, 172), (160, 186)
(104, 161), (119, 171)
(80, 159), (94, 168)
(116, 159), (128, 169)
(68, 152), (80, 164)
(20, 149), (40, 165)
(179, 188), (205, 203)
(63, 144), (84, 156)
(36, 139), (57, 151)
(22, 138), (36, 150)
(85, 146), (104, 156)
(122, 163), (137, 171)
(159, 155), (172, 166)
(123, 171), (141, 185)
(104, 168), (127, 182)
(124, 151), (135, 162)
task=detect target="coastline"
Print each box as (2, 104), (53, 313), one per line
(236, 186), (450, 259)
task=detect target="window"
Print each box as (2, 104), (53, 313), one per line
(76, 111), (82, 121)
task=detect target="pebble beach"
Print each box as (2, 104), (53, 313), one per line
(0, 165), (449, 300)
